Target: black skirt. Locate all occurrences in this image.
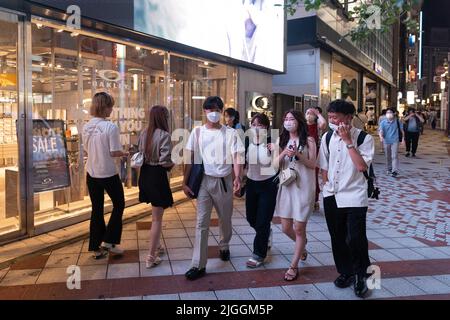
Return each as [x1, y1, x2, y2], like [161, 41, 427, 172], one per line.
[138, 164, 174, 209]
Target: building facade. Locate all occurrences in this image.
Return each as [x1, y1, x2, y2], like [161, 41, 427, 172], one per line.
[273, 1, 398, 119]
[0, 0, 285, 243]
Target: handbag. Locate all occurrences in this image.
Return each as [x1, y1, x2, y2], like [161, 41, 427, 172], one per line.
[186, 127, 204, 199]
[130, 151, 144, 168]
[276, 144, 301, 187]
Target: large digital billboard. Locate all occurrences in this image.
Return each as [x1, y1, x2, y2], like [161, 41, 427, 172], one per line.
[134, 0, 285, 72]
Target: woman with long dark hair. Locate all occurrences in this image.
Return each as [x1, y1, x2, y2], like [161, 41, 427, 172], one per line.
[269, 110, 317, 281]
[138, 105, 174, 268]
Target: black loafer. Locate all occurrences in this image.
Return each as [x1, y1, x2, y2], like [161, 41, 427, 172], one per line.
[354, 275, 369, 298]
[185, 267, 206, 280]
[334, 274, 355, 288]
[219, 249, 230, 261]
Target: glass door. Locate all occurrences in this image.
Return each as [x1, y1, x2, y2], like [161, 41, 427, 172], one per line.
[0, 10, 26, 242]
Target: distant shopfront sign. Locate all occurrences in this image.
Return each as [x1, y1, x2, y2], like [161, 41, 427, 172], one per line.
[33, 119, 70, 193]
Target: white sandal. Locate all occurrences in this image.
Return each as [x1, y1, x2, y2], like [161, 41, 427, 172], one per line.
[145, 254, 162, 268]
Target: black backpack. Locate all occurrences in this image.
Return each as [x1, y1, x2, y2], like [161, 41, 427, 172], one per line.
[325, 130, 379, 200]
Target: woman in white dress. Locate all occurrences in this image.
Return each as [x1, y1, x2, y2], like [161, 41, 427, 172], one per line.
[269, 110, 317, 281]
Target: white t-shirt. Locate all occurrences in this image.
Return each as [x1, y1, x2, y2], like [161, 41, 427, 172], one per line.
[82, 117, 123, 178]
[246, 141, 277, 181]
[186, 125, 244, 178]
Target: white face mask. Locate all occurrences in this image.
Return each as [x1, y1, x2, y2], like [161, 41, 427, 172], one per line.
[329, 123, 339, 131]
[284, 121, 297, 132]
[206, 111, 221, 123]
[386, 113, 394, 120]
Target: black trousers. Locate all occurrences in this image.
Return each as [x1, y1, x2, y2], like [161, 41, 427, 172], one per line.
[87, 174, 125, 251]
[405, 131, 420, 154]
[323, 196, 371, 277]
[245, 177, 278, 259]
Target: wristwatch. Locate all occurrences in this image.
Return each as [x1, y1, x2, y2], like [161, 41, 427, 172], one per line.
[346, 144, 355, 149]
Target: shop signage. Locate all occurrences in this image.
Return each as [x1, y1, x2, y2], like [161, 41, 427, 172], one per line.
[433, 76, 442, 83]
[373, 63, 383, 75]
[33, 119, 70, 193]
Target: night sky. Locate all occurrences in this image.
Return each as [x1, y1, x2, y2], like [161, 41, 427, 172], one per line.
[422, 0, 450, 29]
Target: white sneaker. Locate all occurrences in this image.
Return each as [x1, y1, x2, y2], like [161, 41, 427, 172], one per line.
[102, 242, 124, 255]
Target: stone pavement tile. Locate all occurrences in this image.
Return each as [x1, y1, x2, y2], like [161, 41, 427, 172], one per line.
[205, 258, 235, 273]
[381, 278, 427, 297]
[272, 233, 293, 243]
[179, 291, 217, 300]
[227, 236, 245, 245]
[391, 237, 428, 248]
[249, 286, 291, 300]
[0, 268, 8, 282]
[306, 241, 332, 253]
[77, 252, 109, 266]
[138, 239, 151, 251]
[122, 223, 137, 231]
[107, 263, 139, 279]
[305, 223, 327, 232]
[312, 252, 335, 266]
[52, 241, 84, 254]
[168, 247, 194, 261]
[232, 218, 251, 226]
[45, 253, 80, 268]
[315, 282, 357, 300]
[121, 230, 138, 240]
[162, 228, 188, 238]
[9, 254, 50, 270]
[405, 276, 450, 294]
[143, 293, 180, 300]
[164, 237, 193, 249]
[118, 239, 138, 251]
[282, 284, 328, 300]
[36, 267, 68, 284]
[0, 269, 41, 286]
[432, 274, 450, 287]
[370, 238, 404, 249]
[139, 261, 173, 277]
[185, 227, 196, 238]
[81, 240, 90, 253]
[205, 236, 218, 246]
[162, 220, 185, 229]
[80, 265, 108, 281]
[366, 230, 386, 239]
[273, 242, 295, 255]
[181, 220, 197, 228]
[308, 231, 331, 241]
[365, 285, 396, 300]
[434, 247, 450, 256]
[215, 288, 255, 300]
[170, 260, 192, 275]
[375, 229, 409, 238]
[229, 244, 252, 258]
[233, 226, 255, 235]
[411, 247, 449, 259]
[137, 230, 149, 240]
[238, 234, 254, 245]
[262, 254, 290, 269]
[369, 249, 402, 262]
[387, 249, 427, 260]
[299, 254, 323, 267]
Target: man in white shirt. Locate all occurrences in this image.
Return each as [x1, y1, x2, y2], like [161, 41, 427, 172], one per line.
[319, 100, 375, 298]
[183, 96, 244, 280]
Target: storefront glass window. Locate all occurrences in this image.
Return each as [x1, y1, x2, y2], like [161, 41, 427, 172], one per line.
[0, 13, 20, 236]
[332, 61, 359, 108]
[364, 76, 377, 113]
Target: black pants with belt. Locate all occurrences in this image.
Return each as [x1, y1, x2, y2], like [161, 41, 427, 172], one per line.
[323, 196, 371, 277]
[245, 177, 278, 259]
[87, 173, 125, 251]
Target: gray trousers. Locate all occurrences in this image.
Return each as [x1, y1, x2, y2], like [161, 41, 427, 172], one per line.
[191, 174, 233, 269]
[384, 143, 399, 172]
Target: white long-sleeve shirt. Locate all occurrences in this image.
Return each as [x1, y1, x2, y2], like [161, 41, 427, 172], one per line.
[318, 127, 375, 208]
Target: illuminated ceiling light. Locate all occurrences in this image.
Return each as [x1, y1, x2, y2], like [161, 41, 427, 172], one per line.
[203, 61, 209, 66]
[56, 64, 62, 68]
[57, 29, 64, 33]
[40, 62, 45, 66]
[151, 50, 158, 54]
[116, 44, 126, 59]
[70, 32, 79, 37]
[36, 23, 43, 29]
[48, 63, 53, 67]
[84, 68, 89, 72]
[136, 46, 141, 50]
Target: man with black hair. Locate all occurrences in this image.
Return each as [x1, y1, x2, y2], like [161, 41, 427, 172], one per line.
[318, 99, 375, 298]
[183, 96, 244, 280]
[403, 108, 424, 157]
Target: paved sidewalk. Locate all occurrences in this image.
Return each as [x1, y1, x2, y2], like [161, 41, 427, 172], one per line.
[0, 130, 448, 300]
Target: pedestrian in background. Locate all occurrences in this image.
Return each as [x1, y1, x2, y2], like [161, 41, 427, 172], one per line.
[224, 107, 245, 131]
[403, 108, 424, 157]
[379, 108, 404, 178]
